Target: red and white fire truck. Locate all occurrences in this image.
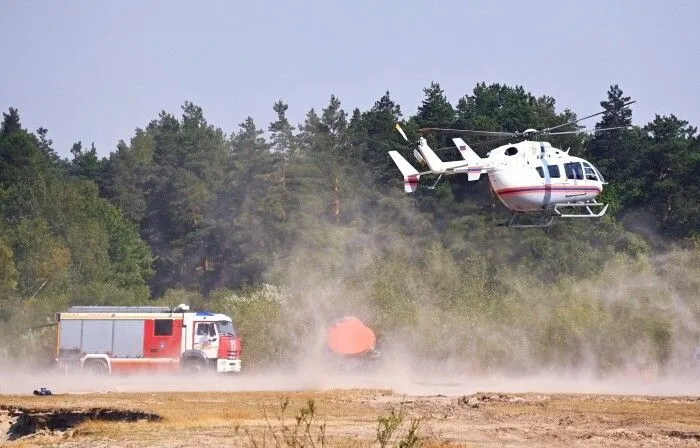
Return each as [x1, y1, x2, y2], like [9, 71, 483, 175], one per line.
[55, 304, 242, 374]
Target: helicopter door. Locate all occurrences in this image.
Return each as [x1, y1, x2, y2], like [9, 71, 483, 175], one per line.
[563, 162, 584, 185]
[563, 162, 586, 200]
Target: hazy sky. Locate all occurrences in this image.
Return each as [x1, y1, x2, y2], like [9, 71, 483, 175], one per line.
[1, 0, 698, 158]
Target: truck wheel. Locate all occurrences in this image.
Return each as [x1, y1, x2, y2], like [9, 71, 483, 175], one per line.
[183, 358, 206, 374]
[83, 359, 109, 375]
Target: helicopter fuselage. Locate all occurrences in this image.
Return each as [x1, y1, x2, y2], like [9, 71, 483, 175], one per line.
[483, 140, 605, 213]
[388, 134, 609, 222]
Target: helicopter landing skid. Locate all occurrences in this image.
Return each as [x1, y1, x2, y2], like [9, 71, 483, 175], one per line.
[496, 201, 608, 228]
[554, 202, 609, 218]
[496, 212, 554, 228]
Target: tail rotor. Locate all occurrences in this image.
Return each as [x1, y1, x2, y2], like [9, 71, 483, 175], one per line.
[395, 123, 409, 142]
[395, 122, 428, 166]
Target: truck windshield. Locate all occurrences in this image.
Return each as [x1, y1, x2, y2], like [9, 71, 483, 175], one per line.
[217, 321, 235, 336]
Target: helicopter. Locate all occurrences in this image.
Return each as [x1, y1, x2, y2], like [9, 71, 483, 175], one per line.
[388, 101, 634, 228]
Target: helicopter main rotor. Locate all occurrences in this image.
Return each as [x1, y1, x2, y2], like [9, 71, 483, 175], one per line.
[416, 100, 636, 140]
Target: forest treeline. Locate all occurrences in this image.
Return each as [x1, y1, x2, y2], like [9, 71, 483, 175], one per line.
[1, 83, 699, 372]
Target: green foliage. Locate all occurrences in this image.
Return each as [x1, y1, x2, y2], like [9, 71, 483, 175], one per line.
[586, 85, 699, 238]
[349, 91, 405, 185]
[66, 282, 150, 307]
[69, 141, 105, 183]
[100, 199, 155, 286]
[135, 103, 230, 294]
[154, 288, 207, 310]
[0, 109, 153, 361]
[415, 82, 455, 129]
[0, 240, 18, 292]
[0, 296, 63, 362]
[102, 130, 155, 223]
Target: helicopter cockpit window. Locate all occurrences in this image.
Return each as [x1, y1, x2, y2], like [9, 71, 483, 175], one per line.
[505, 147, 518, 156]
[548, 165, 560, 178]
[594, 167, 605, 183]
[535, 167, 544, 178]
[564, 162, 584, 180]
[582, 162, 598, 181]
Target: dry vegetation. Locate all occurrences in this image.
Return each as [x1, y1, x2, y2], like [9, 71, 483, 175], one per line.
[2, 389, 700, 447]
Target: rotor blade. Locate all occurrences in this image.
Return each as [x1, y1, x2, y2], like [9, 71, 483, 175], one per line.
[395, 123, 409, 142]
[470, 135, 519, 148]
[419, 127, 519, 138]
[543, 100, 637, 133]
[545, 126, 632, 136]
[432, 144, 493, 152]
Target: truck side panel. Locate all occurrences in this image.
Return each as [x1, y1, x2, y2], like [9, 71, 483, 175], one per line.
[81, 320, 113, 354]
[113, 320, 145, 357]
[143, 319, 183, 358]
[58, 320, 82, 353]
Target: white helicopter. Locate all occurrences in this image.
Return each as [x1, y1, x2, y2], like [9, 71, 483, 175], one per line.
[389, 102, 634, 227]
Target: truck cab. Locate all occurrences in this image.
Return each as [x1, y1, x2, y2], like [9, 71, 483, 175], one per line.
[183, 311, 242, 374]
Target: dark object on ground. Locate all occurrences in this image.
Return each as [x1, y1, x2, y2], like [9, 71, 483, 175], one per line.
[33, 387, 52, 396]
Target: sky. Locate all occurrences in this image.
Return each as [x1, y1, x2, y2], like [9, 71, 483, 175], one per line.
[1, 0, 698, 158]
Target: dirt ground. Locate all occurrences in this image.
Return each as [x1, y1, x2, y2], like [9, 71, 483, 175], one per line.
[1, 371, 700, 447]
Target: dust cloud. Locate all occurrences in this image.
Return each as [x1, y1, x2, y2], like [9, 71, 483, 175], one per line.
[2, 365, 699, 398]
[4, 244, 699, 400]
[230, 225, 700, 395]
[3, 186, 699, 400]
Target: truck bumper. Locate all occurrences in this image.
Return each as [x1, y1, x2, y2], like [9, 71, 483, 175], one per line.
[216, 358, 242, 373]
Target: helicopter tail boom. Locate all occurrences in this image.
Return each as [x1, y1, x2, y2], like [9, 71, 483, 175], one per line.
[389, 151, 421, 193]
[417, 137, 445, 172]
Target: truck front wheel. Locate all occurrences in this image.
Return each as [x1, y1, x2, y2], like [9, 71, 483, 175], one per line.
[83, 359, 109, 375]
[182, 358, 206, 374]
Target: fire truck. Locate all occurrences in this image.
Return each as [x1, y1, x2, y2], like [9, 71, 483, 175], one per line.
[54, 304, 242, 374]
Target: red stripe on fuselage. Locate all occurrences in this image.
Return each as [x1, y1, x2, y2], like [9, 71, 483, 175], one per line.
[496, 185, 601, 197]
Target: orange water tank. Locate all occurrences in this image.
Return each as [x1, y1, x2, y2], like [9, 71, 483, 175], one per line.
[326, 317, 376, 356]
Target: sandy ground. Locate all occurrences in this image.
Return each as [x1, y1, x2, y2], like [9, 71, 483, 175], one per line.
[1, 369, 699, 447]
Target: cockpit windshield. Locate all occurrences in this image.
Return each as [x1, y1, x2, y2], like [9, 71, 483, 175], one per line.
[582, 161, 604, 182]
[217, 320, 235, 336]
[593, 166, 605, 183]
